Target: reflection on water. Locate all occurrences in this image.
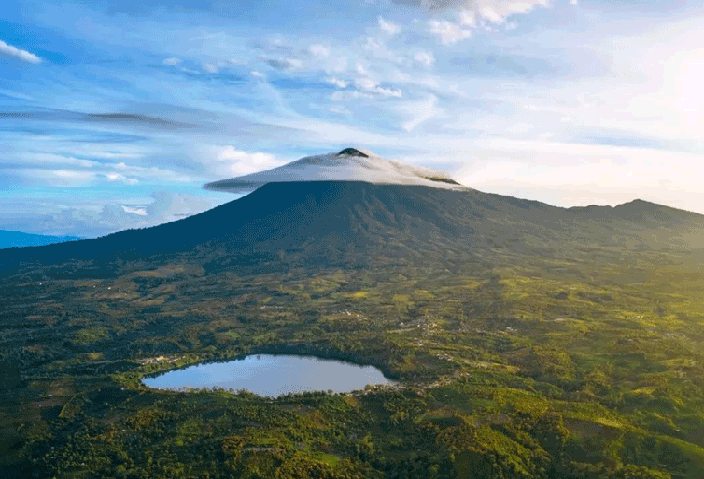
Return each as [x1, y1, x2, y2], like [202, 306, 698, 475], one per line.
[142, 354, 396, 397]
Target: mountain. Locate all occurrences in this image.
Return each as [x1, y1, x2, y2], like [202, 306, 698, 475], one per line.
[4, 166, 704, 478]
[0, 229, 82, 249]
[1, 181, 703, 279]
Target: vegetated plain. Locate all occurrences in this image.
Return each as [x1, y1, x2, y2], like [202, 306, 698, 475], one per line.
[1, 181, 704, 478]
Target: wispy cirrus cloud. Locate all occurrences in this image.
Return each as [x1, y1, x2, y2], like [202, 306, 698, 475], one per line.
[0, 39, 42, 64]
[392, 0, 549, 19]
[0, 108, 202, 130]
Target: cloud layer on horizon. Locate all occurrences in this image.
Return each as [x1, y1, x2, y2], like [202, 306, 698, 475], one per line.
[0, 191, 225, 238]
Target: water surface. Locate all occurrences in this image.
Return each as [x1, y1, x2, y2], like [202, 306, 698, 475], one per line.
[142, 354, 396, 397]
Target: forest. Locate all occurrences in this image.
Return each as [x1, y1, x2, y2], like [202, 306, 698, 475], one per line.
[2, 245, 704, 478]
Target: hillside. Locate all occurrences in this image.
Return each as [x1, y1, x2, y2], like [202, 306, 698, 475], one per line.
[2, 181, 703, 278]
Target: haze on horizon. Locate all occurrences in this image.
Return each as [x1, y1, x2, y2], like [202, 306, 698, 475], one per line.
[2, 0, 703, 238]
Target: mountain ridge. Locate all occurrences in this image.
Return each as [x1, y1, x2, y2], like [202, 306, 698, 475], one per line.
[1, 180, 703, 279]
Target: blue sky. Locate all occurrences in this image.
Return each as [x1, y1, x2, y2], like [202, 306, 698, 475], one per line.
[2, 0, 704, 236]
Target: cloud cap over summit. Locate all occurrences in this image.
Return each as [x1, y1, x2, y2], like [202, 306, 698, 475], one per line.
[204, 148, 464, 194]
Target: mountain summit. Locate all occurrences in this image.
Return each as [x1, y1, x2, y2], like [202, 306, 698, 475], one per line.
[337, 147, 369, 157]
[205, 148, 464, 194]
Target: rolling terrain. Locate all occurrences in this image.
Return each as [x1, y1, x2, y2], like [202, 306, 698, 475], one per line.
[2, 180, 704, 478]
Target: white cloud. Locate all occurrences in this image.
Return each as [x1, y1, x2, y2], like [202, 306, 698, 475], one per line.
[325, 56, 348, 74]
[13, 153, 96, 168]
[308, 44, 331, 59]
[36, 192, 220, 237]
[355, 77, 378, 91]
[457, 9, 476, 27]
[330, 90, 374, 101]
[428, 21, 472, 45]
[202, 63, 219, 73]
[400, 94, 439, 132]
[416, 136, 704, 210]
[329, 106, 352, 116]
[354, 76, 403, 98]
[122, 206, 148, 216]
[414, 51, 435, 67]
[105, 172, 139, 184]
[206, 150, 462, 194]
[143, 191, 215, 224]
[105, 172, 125, 181]
[12, 169, 97, 187]
[0, 40, 42, 64]
[475, 0, 549, 23]
[364, 36, 383, 51]
[64, 145, 148, 161]
[417, 0, 549, 23]
[10, 157, 190, 187]
[378, 16, 402, 36]
[327, 77, 348, 88]
[0, 149, 195, 188]
[162, 57, 182, 66]
[361, 36, 403, 63]
[112, 162, 191, 182]
[212, 146, 285, 176]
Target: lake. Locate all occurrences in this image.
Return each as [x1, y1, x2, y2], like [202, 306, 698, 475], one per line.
[142, 354, 396, 397]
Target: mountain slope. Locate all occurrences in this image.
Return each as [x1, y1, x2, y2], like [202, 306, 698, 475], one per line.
[1, 181, 703, 279]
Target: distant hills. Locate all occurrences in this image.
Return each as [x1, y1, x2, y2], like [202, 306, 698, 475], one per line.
[0, 230, 82, 249]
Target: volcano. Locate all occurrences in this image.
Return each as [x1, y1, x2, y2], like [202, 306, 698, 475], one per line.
[4, 152, 704, 479]
[1, 176, 703, 280]
[2, 149, 704, 279]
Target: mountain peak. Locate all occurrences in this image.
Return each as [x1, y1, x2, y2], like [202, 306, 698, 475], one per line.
[337, 147, 369, 158]
[205, 149, 465, 194]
